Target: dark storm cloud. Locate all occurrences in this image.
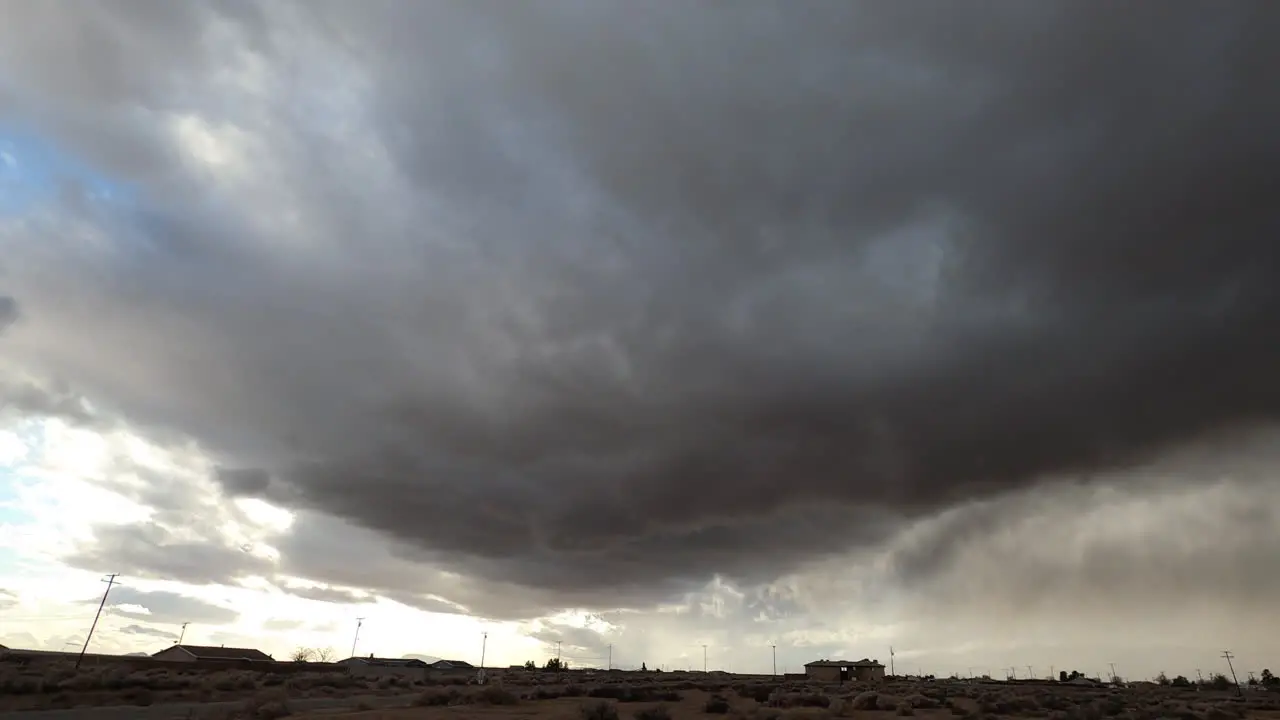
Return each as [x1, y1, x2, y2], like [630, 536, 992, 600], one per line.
[0, 295, 17, 331]
[0, 377, 98, 425]
[3, 0, 1280, 609]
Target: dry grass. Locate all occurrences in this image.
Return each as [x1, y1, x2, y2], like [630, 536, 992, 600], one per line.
[2, 660, 1277, 720]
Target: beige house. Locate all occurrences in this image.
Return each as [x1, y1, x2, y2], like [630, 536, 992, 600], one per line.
[804, 658, 885, 683]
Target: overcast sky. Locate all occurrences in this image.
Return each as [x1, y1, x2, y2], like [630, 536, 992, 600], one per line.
[2, 0, 1279, 680]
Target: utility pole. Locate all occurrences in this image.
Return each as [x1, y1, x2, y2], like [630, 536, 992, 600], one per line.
[1050, 666, 1055, 681]
[968, 666, 975, 679]
[480, 631, 487, 669]
[556, 640, 562, 661]
[1027, 666, 1033, 680]
[608, 644, 612, 671]
[1223, 651, 1241, 695]
[1109, 663, 1117, 682]
[702, 644, 708, 673]
[177, 622, 189, 645]
[771, 645, 777, 677]
[890, 646, 895, 677]
[1196, 669, 1203, 683]
[1009, 666, 1016, 680]
[76, 574, 118, 669]
[350, 618, 365, 659]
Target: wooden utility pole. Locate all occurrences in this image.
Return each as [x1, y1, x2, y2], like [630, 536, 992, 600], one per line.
[1223, 651, 1241, 695]
[76, 574, 118, 669]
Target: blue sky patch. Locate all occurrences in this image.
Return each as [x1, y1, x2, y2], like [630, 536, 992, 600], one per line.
[0, 124, 135, 217]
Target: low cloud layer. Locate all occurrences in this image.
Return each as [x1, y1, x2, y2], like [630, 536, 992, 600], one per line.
[3, 0, 1280, 622]
[100, 587, 238, 627]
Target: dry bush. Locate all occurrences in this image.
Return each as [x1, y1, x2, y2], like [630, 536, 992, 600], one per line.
[705, 694, 732, 714]
[896, 701, 915, 716]
[904, 693, 939, 709]
[589, 684, 683, 703]
[476, 684, 520, 705]
[635, 705, 674, 720]
[582, 699, 622, 720]
[768, 691, 830, 708]
[850, 691, 879, 710]
[413, 687, 464, 706]
[240, 688, 291, 719]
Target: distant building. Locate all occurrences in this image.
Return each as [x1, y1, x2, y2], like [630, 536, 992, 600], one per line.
[804, 658, 885, 683]
[151, 645, 273, 663]
[339, 655, 428, 680]
[338, 656, 428, 668]
[429, 659, 475, 670]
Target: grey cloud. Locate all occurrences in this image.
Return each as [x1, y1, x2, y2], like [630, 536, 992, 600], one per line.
[99, 586, 238, 625]
[118, 624, 179, 641]
[276, 581, 367, 606]
[0, 295, 17, 331]
[262, 618, 303, 632]
[215, 467, 272, 497]
[2, 0, 1280, 617]
[0, 588, 16, 609]
[66, 522, 273, 586]
[0, 377, 98, 425]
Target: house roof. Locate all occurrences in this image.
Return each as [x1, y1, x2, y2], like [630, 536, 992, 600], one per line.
[805, 658, 884, 668]
[430, 659, 474, 668]
[161, 644, 273, 662]
[342, 657, 427, 667]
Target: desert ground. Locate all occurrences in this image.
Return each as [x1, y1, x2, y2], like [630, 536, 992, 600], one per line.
[2, 659, 1277, 720]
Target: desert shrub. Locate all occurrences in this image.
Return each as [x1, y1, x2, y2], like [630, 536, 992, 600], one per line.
[242, 688, 292, 719]
[589, 685, 681, 703]
[905, 693, 938, 709]
[769, 691, 830, 708]
[564, 684, 587, 697]
[635, 705, 674, 720]
[534, 686, 565, 700]
[1040, 694, 1073, 711]
[896, 701, 915, 716]
[851, 691, 879, 710]
[1099, 696, 1127, 716]
[582, 700, 621, 720]
[123, 687, 154, 706]
[413, 687, 463, 706]
[705, 694, 732, 713]
[477, 685, 520, 705]
[738, 684, 776, 702]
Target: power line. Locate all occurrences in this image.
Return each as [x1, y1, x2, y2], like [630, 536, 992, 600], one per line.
[76, 574, 117, 669]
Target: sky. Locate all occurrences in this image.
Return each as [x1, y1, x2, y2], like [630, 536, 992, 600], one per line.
[1, 0, 1279, 682]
